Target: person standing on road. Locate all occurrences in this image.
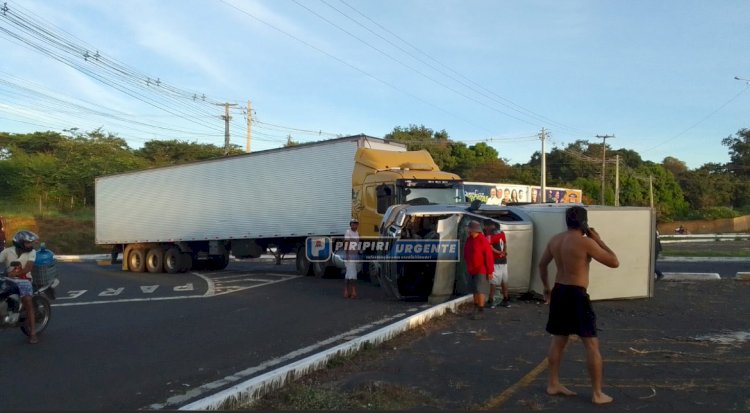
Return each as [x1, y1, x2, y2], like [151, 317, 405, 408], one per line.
[464, 220, 494, 319]
[484, 220, 510, 308]
[343, 218, 360, 299]
[0, 230, 40, 344]
[538, 206, 619, 405]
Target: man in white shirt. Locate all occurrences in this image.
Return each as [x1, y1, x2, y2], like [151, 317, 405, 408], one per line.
[344, 219, 360, 299]
[0, 230, 40, 344]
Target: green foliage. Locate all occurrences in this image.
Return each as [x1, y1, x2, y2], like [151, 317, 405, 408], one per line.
[677, 206, 739, 221]
[722, 128, 750, 178]
[136, 139, 240, 165]
[3, 125, 750, 223]
[0, 129, 233, 211]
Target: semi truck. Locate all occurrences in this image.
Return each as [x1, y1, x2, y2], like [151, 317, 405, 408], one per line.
[95, 135, 464, 276]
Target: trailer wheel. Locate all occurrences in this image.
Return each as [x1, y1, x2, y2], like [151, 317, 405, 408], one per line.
[179, 253, 193, 273]
[163, 247, 181, 274]
[296, 246, 312, 276]
[128, 248, 146, 273]
[146, 247, 164, 273]
[206, 253, 229, 271]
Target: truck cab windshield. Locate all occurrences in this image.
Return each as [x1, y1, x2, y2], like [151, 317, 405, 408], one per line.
[398, 180, 464, 205]
[403, 187, 463, 204]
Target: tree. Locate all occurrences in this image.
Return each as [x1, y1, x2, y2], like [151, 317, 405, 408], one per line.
[385, 125, 455, 171]
[722, 128, 750, 178]
[662, 156, 688, 177]
[284, 135, 300, 147]
[136, 139, 241, 165]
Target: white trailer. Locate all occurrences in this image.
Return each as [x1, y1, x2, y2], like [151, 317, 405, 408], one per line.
[95, 135, 407, 274]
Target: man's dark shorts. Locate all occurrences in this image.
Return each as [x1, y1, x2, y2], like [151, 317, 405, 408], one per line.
[546, 283, 597, 337]
[470, 274, 490, 295]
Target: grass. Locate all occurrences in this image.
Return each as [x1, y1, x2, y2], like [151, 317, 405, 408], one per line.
[249, 381, 437, 410]
[2, 210, 105, 254]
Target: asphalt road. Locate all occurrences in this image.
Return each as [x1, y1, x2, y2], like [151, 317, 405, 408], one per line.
[658, 259, 749, 278]
[0, 260, 427, 410]
[0, 258, 743, 410]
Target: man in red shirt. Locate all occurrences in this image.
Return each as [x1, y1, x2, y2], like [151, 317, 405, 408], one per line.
[464, 220, 494, 319]
[484, 220, 511, 308]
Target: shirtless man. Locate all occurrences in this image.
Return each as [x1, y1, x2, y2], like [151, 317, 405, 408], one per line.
[538, 206, 619, 405]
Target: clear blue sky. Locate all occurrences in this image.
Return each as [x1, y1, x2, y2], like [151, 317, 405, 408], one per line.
[1, 0, 748, 169]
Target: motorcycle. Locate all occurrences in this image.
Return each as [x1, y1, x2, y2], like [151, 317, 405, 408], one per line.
[0, 261, 59, 338]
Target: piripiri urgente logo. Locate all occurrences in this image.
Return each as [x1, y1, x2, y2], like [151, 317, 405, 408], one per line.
[309, 236, 460, 262]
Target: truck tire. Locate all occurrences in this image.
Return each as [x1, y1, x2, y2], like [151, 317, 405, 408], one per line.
[163, 247, 181, 274]
[296, 245, 312, 276]
[128, 248, 146, 273]
[146, 247, 164, 273]
[207, 253, 229, 271]
[179, 253, 193, 273]
[312, 261, 327, 278]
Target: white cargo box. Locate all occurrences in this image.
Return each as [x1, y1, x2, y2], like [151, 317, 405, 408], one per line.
[96, 136, 405, 244]
[519, 204, 655, 301]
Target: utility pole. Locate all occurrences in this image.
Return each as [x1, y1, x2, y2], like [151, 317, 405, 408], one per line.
[615, 155, 620, 206]
[649, 175, 654, 209]
[595, 134, 615, 205]
[251, 99, 253, 153]
[216, 102, 238, 156]
[540, 128, 547, 203]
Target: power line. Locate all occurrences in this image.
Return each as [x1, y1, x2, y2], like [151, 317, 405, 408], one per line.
[293, 0, 547, 128]
[218, 0, 494, 134]
[330, 0, 588, 135]
[641, 84, 750, 154]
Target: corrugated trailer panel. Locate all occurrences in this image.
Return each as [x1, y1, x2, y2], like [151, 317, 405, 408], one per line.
[521, 205, 653, 301]
[96, 139, 362, 244]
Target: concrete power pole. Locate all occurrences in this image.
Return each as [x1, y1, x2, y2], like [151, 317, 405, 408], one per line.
[649, 175, 654, 209]
[251, 99, 253, 153]
[540, 128, 547, 203]
[615, 155, 620, 206]
[595, 134, 615, 205]
[216, 102, 238, 156]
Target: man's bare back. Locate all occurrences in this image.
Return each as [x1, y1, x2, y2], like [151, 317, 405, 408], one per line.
[544, 228, 619, 289]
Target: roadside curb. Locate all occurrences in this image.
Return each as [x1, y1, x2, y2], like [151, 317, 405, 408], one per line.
[178, 294, 473, 411]
[659, 256, 750, 262]
[735, 272, 750, 281]
[661, 272, 721, 281]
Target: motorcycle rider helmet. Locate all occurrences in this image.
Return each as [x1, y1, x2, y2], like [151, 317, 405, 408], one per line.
[12, 230, 39, 253]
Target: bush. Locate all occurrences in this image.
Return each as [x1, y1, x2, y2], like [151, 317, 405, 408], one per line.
[676, 207, 739, 221]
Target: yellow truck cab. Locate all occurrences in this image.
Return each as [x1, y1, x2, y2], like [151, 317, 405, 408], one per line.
[352, 148, 463, 237]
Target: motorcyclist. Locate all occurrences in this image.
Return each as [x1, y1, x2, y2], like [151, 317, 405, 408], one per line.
[0, 230, 39, 344]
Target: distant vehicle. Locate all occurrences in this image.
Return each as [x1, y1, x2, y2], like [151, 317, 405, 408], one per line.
[95, 135, 464, 276]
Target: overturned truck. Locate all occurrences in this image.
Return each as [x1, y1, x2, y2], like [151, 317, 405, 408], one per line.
[363, 203, 655, 304]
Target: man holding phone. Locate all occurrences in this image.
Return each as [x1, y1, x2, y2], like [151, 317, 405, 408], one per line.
[537, 206, 619, 404]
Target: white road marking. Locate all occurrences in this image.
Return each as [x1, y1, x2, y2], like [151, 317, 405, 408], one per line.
[57, 290, 87, 300]
[51, 273, 299, 307]
[99, 288, 124, 297]
[141, 285, 159, 294]
[174, 283, 194, 292]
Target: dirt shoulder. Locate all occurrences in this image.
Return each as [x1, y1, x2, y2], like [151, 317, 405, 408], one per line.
[246, 279, 750, 410]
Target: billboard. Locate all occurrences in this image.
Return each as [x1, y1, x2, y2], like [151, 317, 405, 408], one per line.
[465, 181, 583, 204]
[464, 182, 531, 205]
[529, 186, 583, 204]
